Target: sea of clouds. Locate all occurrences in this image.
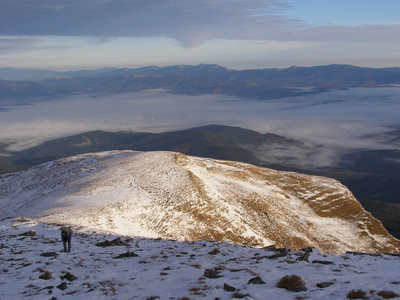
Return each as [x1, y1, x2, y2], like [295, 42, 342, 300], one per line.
[1, 87, 399, 169]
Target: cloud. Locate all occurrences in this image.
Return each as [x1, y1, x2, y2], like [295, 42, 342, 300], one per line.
[0, 37, 42, 54]
[0, 37, 73, 54]
[240, 143, 342, 169]
[0, 0, 289, 46]
[296, 24, 400, 42]
[1, 88, 399, 169]
[3, 0, 398, 48]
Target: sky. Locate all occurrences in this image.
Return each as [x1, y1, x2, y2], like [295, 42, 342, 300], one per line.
[1, 0, 400, 70]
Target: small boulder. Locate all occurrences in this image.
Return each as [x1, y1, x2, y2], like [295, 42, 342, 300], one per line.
[62, 272, 77, 282]
[57, 282, 68, 290]
[248, 276, 265, 285]
[263, 245, 278, 251]
[317, 282, 334, 288]
[40, 252, 58, 257]
[277, 275, 307, 292]
[19, 230, 36, 237]
[208, 248, 220, 255]
[95, 237, 129, 247]
[297, 247, 312, 262]
[312, 260, 334, 265]
[113, 251, 139, 259]
[223, 283, 237, 292]
[268, 248, 289, 260]
[204, 268, 222, 279]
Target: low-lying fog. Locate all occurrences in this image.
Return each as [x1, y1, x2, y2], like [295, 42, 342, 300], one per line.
[1, 88, 399, 169]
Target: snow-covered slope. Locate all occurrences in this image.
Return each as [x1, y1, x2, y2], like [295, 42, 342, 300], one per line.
[1, 150, 399, 254]
[1, 217, 400, 300]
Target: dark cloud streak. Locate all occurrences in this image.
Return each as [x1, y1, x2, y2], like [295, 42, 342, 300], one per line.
[6, 0, 397, 48]
[0, 0, 292, 46]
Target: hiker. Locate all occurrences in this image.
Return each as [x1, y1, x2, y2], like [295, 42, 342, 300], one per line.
[60, 226, 73, 252]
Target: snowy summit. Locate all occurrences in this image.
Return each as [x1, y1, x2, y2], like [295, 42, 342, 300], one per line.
[1, 150, 399, 255]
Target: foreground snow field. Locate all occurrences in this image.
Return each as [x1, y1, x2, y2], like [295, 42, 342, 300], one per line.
[1, 218, 399, 300]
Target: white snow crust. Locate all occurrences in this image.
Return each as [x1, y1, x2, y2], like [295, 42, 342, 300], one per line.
[1, 217, 400, 300]
[0, 150, 399, 254]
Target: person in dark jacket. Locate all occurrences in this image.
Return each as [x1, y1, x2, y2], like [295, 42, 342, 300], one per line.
[60, 226, 73, 252]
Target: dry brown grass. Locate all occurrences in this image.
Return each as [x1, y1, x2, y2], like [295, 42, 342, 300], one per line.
[38, 271, 52, 280]
[15, 217, 31, 222]
[377, 290, 400, 299]
[277, 275, 307, 292]
[347, 289, 367, 299]
[232, 292, 252, 298]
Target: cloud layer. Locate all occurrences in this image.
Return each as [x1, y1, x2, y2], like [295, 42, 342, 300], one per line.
[1, 88, 399, 169]
[2, 0, 399, 47]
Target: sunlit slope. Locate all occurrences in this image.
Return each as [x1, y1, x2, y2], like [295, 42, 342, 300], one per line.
[1, 150, 399, 254]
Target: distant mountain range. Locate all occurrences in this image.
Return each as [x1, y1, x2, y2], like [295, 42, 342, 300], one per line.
[8, 125, 304, 167]
[0, 79, 47, 99]
[1, 64, 400, 100]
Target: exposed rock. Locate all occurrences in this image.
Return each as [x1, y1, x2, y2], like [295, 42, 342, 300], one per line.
[263, 245, 278, 251]
[113, 251, 138, 259]
[40, 252, 58, 257]
[268, 248, 289, 260]
[204, 268, 221, 278]
[312, 260, 334, 265]
[95, 237, 129, 247]
[223, 283, 237, 292]
[57, 282, 68, 290]
[317, 282, 335, 288]
[62, 272, 77, 282]
[208, 248, 220, 255]
[18, 230, 36, 236]
[248, 276, 265, 285]
[297, 247, 313, 262]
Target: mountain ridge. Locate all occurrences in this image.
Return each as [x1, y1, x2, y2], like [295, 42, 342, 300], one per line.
[3, 125, 306, 172]
[2, 124, 400, 239]
[1, 150, 399, 254]
[1, 64, 400, 100]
